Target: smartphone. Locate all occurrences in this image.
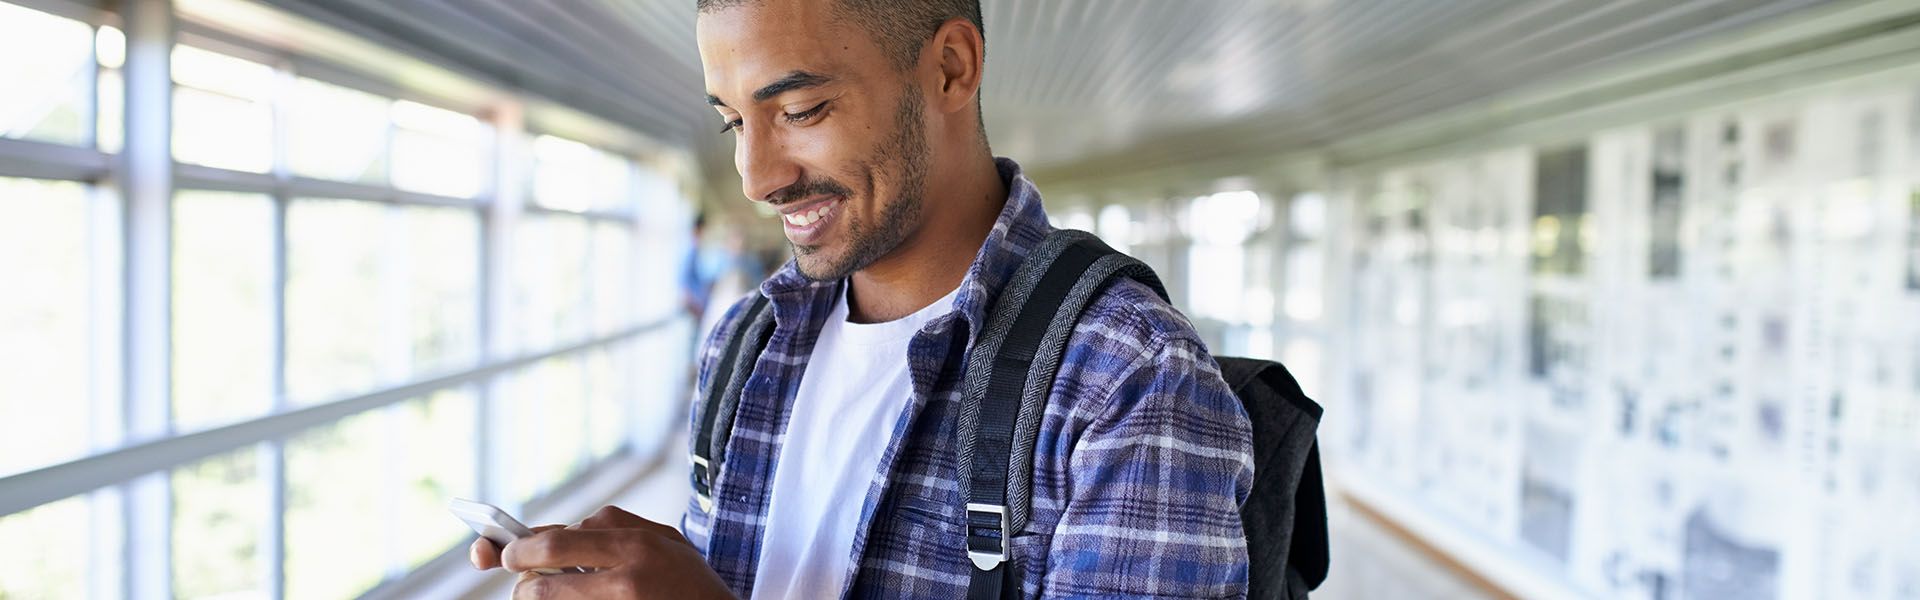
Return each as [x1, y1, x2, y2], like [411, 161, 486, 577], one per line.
[447, 498, 587, 574]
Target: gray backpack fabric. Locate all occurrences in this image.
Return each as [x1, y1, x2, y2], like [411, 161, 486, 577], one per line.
[691, 230, 1328, 599]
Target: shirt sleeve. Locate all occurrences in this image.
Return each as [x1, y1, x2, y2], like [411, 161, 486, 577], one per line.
[1042, 333, 1255, 599]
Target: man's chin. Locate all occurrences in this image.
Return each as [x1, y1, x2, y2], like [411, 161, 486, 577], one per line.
[791, 248, 844, 282]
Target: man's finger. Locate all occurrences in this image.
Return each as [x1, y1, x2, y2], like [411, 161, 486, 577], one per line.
[573, 506, 692, 547]
[470, 537, 501, 570]
[576, 505, 649, 529]
[475, 525, 569, 570]
[502, 528, 647, 573]
[575, 505, 683, 544]
[512, 569, 632, 600]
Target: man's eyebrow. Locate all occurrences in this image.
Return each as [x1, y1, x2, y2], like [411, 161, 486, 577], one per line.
[752, 71, 832, 103]
[704, 71, 833, 109]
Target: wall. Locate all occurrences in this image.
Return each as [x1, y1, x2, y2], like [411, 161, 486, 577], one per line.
[1322, 73, 1920, 600]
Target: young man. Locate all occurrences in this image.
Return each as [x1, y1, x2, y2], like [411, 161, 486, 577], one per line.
[471, 0, 1255, 597]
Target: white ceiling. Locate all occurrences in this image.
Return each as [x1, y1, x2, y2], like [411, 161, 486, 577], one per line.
[255, 0, 1839, 187]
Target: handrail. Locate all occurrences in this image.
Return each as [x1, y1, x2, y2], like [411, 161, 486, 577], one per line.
[0, 317, 678, 517]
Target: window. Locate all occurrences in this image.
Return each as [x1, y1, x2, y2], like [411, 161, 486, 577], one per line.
[392, 100, 488, 198]
[172, 447, 269, 599]
[505, 358, 590, 504]
[96, 26, 125, 153]
[1185, 190, 1264, 323]
[511, 214, 592, 351]
[172, 44, 275, 172]
[0, 494, 100, 598]
[0, 178, 99, 478]
[0, 3, 93, 145]
[1283, 192, 1327, 322]
[286, 408, 386, 600]
[286, 200, 479, 403]
[283, 389, 475, 600]
[172, 191, 275, 431]
[391, 390, 477, 567]
[287, 77, 390, 184]
[286, 199, 388, 403]
[283, 78, 491, 198]
[585, 344, 636, 458]
[405, 207, 482, 374]
[0, 4, 690, 598]
[591, 222, 636, 335]
[532, 134, 630, 212]
[1097, 204, 1134, 254]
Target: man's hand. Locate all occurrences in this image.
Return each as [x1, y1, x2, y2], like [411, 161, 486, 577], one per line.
[468, 505, 734, 599]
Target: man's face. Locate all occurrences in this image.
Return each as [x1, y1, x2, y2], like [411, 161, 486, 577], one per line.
[698, 1, 931, 281]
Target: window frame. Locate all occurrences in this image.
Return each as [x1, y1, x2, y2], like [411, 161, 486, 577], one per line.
[0, 2, 692, 599]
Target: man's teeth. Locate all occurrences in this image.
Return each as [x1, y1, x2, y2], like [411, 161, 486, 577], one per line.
[784, 201, 836, 226]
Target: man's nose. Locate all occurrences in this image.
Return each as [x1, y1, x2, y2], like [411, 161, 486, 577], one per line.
[735, 126, 799, 204]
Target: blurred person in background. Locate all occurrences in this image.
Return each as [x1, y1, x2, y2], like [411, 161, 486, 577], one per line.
[681, 212, 720, 325]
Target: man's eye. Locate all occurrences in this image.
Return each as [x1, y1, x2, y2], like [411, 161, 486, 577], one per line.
[719, 118, 743, 134]
[782, 101, 828, 124]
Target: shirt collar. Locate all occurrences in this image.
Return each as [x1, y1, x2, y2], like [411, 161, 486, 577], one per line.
[758, 157, 1052, 349]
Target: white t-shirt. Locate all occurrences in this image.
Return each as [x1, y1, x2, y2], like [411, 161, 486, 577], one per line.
[749, 283, 960, 600]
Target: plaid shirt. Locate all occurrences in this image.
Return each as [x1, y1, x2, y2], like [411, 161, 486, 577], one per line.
[683, 158, 1254, 599]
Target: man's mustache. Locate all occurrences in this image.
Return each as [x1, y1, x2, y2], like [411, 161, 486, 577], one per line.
[767, 177, 852, 205]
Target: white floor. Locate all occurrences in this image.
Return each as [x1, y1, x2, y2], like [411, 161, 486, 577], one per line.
[1314, 487, 1497, 600]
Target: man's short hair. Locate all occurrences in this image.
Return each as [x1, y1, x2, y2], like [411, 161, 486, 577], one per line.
[697, 0, 984, 71]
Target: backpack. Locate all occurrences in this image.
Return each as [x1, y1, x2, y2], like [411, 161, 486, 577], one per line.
[690, 229, 1329, 599]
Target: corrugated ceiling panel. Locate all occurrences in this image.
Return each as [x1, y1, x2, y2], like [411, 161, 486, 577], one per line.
[258, 0, 1843, 183]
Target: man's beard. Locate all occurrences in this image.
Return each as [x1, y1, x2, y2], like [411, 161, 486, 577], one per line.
[792, 84, 929, 282]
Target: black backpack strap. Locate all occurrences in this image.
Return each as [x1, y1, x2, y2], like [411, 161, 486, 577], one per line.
[958, 230, 1167, 599]
[691, 293, 775, 512]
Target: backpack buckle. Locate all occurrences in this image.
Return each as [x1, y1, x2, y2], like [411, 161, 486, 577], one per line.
[965, 503, 1008, 570]
[690, 454, 715, 512]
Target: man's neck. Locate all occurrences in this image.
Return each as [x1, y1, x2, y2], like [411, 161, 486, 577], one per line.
[844, 156, 1005, 324]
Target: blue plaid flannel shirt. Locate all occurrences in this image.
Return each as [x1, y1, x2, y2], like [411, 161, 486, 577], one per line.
[683, 158, 1255, 598]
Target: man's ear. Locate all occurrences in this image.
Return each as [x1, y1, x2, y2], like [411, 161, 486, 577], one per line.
[928, 17, 985, 116]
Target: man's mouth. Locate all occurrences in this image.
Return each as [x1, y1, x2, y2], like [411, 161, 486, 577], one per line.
[779, 196, 843, 243]
[782, 197, 840, 226]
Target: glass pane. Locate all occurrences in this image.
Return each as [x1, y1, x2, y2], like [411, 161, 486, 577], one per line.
[286, 200, 387, 404]
[591, 222, 634, 335]
[633, 171, 690, 323]
[590, 342, 637, 459]
[288, 201, 481, 403]
[0, 495, 95, 599]
[286, 410, 387, 600]
[172, 447, 268, 599]
[629, 325, 691, 455]
[96, 27, 124, 153]
[284, 390, 474, 594]
[391, 100, 487, 198]
[173, 191, 274, 431]
[511, 215, 590, 352]
[97, 68, 123, 154]
[0, 3, 93, 145]
[0, 178, 93, 477]
[532, 135, 629, 212]
[287, 77, 389, 184]
[393, 389, 476, 568]
[507, 358, 588, 504]
[172, 45, 274, 173]
[406, 207, 479, 375]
